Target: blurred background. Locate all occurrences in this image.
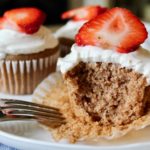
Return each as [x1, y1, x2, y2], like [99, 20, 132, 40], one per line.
[0, 0, 150, 25]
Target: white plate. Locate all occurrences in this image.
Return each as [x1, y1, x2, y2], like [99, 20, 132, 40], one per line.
[1, 73, 150, 150]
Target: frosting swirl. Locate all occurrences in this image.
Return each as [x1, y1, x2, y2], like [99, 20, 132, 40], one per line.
[0, 26, 58, 57]
[58, 23, 150, 85]
[141, 23, 150, 50]
[58, 43, 150, 85]
[54, 21, 87, 40]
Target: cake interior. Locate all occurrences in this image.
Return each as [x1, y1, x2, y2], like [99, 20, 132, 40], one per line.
[65, 62, 150, 126]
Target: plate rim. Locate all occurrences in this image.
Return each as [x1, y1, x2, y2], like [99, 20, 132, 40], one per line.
[1, 127, 150, 150]
[1, 72, 150, 149]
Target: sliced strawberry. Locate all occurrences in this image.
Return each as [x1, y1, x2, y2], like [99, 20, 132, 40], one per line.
[4, 7, 46, 34]
[61, 5, 107, 21]
[0, 17, 6, 29]
[76, 7, 148, 53]
[0, 17, 19, 31]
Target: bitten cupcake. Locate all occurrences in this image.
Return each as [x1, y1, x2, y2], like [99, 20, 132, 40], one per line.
[57, 8, 150, 142]
[54, 5, 107, 57]
[0, 7, 59, 95]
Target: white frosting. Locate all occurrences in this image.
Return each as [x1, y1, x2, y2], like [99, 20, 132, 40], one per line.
[141, 23, 150, 50]
[0, 26, 58, 56]
[58, 23, 150, 84]
[58, 44, 150, 85]
[54, 21, 87, 40]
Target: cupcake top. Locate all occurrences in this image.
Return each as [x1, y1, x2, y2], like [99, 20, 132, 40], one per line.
[58, 44, 150, 83]
[58, 8, 150, 84]
[54, 20, 86, 40]
[0, 26, 58, 55]
[0, 7, 58, 58]
[54, 5, 108, 40]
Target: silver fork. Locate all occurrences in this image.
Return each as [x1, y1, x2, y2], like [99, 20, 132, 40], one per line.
[0, 99, 65, 126]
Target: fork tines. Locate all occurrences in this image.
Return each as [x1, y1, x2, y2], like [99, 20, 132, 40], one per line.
[0, 99, 65, 125]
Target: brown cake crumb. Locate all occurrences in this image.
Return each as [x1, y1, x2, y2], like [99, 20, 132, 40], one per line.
[40, 79, 111, 143]
[37, 62, 150, 143]
[65, 62, 150, 126]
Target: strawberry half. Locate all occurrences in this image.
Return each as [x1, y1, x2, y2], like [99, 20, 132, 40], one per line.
[4, 7, 46, 34]
[76, 7, 148, 53]
[0, 17, 20, 31]
[61, 5, 107, 21]
[0, 17, 7, 29]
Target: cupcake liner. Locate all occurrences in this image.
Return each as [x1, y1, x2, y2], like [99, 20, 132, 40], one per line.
[33, 72, 62, 103]
[60, 44, 72, 57]
[0, 50, 60, 95]
[59, 38, 74, 57]
[33, 72, 150, 142]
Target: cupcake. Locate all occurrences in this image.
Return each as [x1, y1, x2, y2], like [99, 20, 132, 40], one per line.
[0, 7, 59, 95]
[54, 5, 107, 57]
[57, 8, 150, 142]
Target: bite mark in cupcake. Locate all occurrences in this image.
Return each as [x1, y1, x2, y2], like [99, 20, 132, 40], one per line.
[55, 7, 150, 142]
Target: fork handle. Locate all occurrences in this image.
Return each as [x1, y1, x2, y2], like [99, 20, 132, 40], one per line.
[0, 117, 33, 122]
[0, 111, 35, 122]
[0, 117, 35, 122]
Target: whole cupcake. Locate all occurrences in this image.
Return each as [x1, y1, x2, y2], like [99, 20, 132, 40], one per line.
[0, 7, 59, 95]
[54, 5, 107, 57]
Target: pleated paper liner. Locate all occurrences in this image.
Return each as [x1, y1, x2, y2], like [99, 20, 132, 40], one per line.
[59, 38, 74, 57]
[32, 72, 150, 143]
[33, 72, 62, 104]
[0, 47, 60, 95]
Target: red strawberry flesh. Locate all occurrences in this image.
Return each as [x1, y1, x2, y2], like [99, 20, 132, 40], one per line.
[61, 5, 108, 21]
[0, 17, 19, 31]
[76, 7, 148, 53]
[4, 7, 46, 34]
